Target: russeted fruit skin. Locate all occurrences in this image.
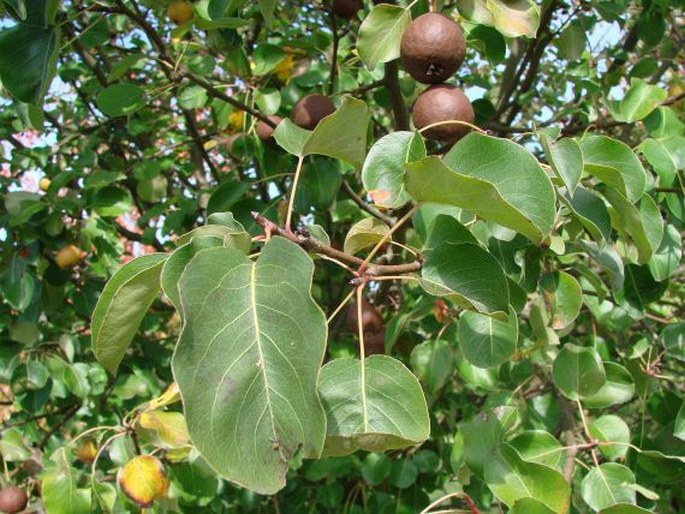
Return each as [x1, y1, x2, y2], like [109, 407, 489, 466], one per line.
[400, 13, 466, 84]
[167, 1, 193, 25]
[76, 439, 98, 464]
[332, 0, 362, 19]
[291, 94, 335, 130]
[346, 299, 383, 334]
[55, 244, 83, 269]
[412, 84, 475, 142]
[363, 328, 385, 355]
[256, 115, 282, 141]
[0, 486, 28, 514]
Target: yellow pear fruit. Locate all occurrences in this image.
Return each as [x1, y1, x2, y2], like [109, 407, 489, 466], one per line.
[167, 1, 193, 25]
[117, 455, 168, 508]
[55, 244, 83, 269]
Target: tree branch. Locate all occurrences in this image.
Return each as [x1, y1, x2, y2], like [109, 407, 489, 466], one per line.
[341, 180, 395, 226]
[384, 60, 410, 131]
[251, 213, 422, 276]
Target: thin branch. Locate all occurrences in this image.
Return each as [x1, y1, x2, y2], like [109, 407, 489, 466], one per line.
[341, 180, 395, 226]
[384, 60, 410, 131]
[251, 213, 422, 276]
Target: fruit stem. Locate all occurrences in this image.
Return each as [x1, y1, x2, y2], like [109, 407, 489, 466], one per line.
[285, 155, 305, 231]
[356, 287, 369, 431]
[358, 205, 418, 273]
[418, 119, 485, 135]
[327, 288, 357, 324]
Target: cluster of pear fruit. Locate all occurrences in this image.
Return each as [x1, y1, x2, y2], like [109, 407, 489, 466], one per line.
[401, 11, 474, 142]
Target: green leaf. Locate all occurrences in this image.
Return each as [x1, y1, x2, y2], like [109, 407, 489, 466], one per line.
[178, 85, 208, 109]
[539, 134, 583, 193]
[580, 135, 646, 203]
[584, 362, 635, 409]
[555, 22, 585, 61]
[361, 131, 425, 208]
[92, 186, 133, 218]
[644, 106, 685, 138]
[539, 271, 583, 330]
[590, 414, 631, 461]
[410, 339, 455, 398]
[638, 138, 677, 185]
[661, 322, 684, 361]
[601, 187, 663, 264]
[161, 238, 224, 312]
[648, 224, 682, 281]
[91, 254, 166, 375]
[508, 430, 563, 469]
[96, 83, 147, 117]
[581, 463, 636, 511]
[406, 133, 555, 243]
[257, 0, 276, 26]
[318, 355, 430, 457]
[420, 214, 509, 313]
[41, 448, 91, 514]
[253, 44, 285, 75]
[675, 401, 685, 441]
[461, 406, 518, 476]
[552, 344, 606, 400]
[457, 0, 540, 38]
[172, 237, 326, 494]
[621, 264, 668, 316]
[273, 118, 311, 157]
[509, 498, 556, 514]
[599, 505, 653, 514]
[0, 21, 59, 103]
[610, 78, 668, 122]
[0, 429, 31, 462]
[484, 443, 570, 511]
[304, 97, 370, 168]
[357, 4, 411, 69]
[207, 180, 250, 215]
[560, 185, 612, 242]
[344, 217, 389, 255]
[458, 308, 517, 368]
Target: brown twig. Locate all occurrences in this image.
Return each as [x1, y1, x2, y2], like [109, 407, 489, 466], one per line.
[251, 213, 422, 276]
[341, 180, 395, 226]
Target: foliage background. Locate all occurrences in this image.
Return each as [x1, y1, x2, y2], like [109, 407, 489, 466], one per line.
[0, 0, 683, 512]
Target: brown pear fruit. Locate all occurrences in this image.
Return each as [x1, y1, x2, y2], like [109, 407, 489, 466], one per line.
[167, 1, 193, 25]
[256, 115, 282, 141]
[291, 94, 335, 130]
[400, 13, 466, 84]
[332, 0, 362, 19]
[363, 328, 386, 355]
[412, 84, 475, 142]
[0, 486, 28, 514]
[346, 299, 383, 334]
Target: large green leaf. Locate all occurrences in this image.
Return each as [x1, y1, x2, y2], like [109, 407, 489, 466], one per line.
[357, 4, 411, 69]
[96, 83, 147, 117]
[552, 344, 606, 400]
[0, 20, 59, 103]
[484, 443, 570, 512]
[648, 224, 682, 281]
[362, 131, 425, 208]
[410, 339, 455, 399]
[600, 187, 662, 264]
[590, 414, 631, 461]
[318, 355, 430, 457]
[461, 406, 518, 476]
[161, 238, 224, 312]
[599, 505, 653, 514]
[172, 238, 327, 494]
[580, 463, 636, 511]
[41, 448, 91, 514]
[420, 214, 509, 313]
[508, 430, 563, 469]
[273, 118, 311, 156]
[580, 136, 646, 203]
[539, 271, 583, 330]
[609, 78, 668, 122]
[458, 308, 517, 368]
[539, 134, 583, 193]
[584, 362, 635, 409]
[509, 498, 555, 514]
[344, 217, 389, 255]
[303, 97, 370, 168]
[406, 133, 555, 243]
[457, 0, 540, 38]
[560, 185, 612, 242]
[91, 254, 167, 375]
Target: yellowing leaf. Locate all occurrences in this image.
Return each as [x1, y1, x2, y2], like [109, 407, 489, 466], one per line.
[117, 455, 168, 508]
[139, 411, 190, 449]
